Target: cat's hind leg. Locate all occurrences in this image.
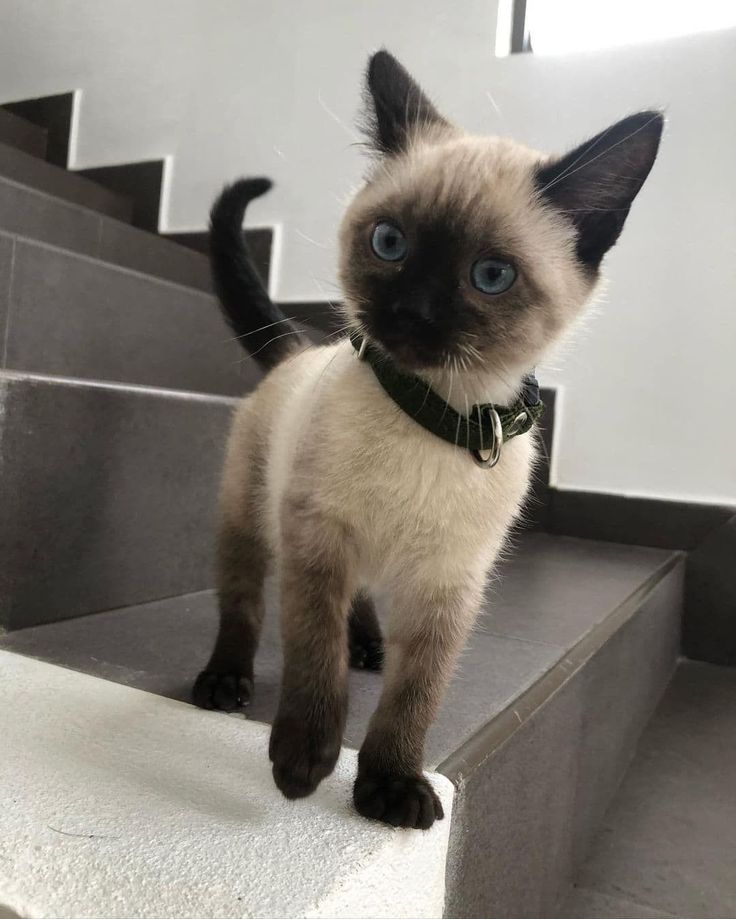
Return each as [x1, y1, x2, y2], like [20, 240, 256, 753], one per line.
[192, 514, 268, 712]
[348, 590, 384, 671]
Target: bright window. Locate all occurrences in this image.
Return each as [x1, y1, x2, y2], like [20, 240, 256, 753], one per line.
[501, 0, 736, 55]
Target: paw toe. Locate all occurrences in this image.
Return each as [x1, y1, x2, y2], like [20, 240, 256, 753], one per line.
[349, 637, 384, 671]
[192, 670, 252, 711]
[353, 773, 443, 829]
[269, 718, 341, 799]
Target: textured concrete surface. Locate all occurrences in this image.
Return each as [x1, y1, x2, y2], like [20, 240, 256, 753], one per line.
[562, 660, 736, 919]
[0, 650, 454, 919]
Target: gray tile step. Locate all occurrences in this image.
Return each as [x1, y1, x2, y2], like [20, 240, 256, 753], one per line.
[0, 175, 212, 292]
[0, 109, 47, 159]
[561, 660, 736, 919]
[2, 93, 74, 168]
[0, 371, 235, 630]
[0, 231, 260, 396]
[0, 140, 131, 221]
[0, 532, 683, 917]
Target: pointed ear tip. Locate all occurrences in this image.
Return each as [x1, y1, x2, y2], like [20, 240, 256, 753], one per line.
[367, 48, 397, 76]
[635, 110, 665, 139]
[367, 49, 406, 88]
[370, 48, 393, 63]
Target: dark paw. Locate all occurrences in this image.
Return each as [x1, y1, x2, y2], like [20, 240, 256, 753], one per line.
[353, 772, 444, 829]
[192, 670, 253, 712]
[349, 634, 384, 671]
[269, 714, 342, 800]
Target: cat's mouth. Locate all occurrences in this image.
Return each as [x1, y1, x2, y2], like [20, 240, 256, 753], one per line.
[367, 331, 446, 371]
[357, 314, 448, 371]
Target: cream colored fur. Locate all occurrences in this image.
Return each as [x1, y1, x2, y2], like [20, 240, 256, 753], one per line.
[222, 341, 535, 609]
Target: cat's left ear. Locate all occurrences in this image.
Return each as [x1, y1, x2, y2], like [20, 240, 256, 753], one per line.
[363, 49, 451, 156]
[537, 111, 664, 269]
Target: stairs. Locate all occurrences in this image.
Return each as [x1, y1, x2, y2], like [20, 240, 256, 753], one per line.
[0, 108, 48, 159]
[0, 106, 262, 633]
[561, 660, 736, 918]
[0, 103, 694, 917]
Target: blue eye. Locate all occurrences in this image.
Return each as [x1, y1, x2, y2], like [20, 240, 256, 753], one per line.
[471, 258, 516, 294]
[370, 221, 408, 262]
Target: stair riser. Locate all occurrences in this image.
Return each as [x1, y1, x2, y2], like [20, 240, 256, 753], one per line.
[0, 374, 234, 630]
[0, 233, 259, 397]
[0, 234, 12, 350]
[0, 140, 130, 221]
[2, 93, 73, 168]
[98, 217, 212, 292]
[166, 229, 273, 289]
[443, 560, 684, 919]
[0, 177, 100, 257]
[0, 177, 212, 292]
[570, 566, 683, 868]
[0, 109, 47, 159]
[78, 161, 163, 233]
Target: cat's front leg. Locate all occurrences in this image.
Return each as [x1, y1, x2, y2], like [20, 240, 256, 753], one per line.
[269, 500, 357, 799]
[354, 580, 481, 829]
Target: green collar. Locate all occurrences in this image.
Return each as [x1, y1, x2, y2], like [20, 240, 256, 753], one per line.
[350, 332, 543, 468]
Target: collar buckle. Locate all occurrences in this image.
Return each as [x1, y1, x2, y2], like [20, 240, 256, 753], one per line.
[471, 406, 503, 469]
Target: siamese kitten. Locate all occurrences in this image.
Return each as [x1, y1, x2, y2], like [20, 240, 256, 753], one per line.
[194, 50, 662, 829]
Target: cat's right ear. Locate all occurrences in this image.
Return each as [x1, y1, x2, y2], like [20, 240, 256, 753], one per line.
[537, 111, 664, 269]
[362, 49, 451, 156]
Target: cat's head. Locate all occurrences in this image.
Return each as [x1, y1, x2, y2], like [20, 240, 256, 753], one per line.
[338, 50, 663, 381]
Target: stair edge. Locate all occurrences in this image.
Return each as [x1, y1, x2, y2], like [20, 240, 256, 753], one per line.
[0, 139, 131, 221]
[438, 549, 684, 783]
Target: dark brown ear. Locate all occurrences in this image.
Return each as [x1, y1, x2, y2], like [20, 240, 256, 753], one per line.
[537, 111, 664, 269]
[362, 49, 450, 156]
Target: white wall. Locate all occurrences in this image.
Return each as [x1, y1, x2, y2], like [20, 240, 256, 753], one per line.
[0, 1, 733, 505]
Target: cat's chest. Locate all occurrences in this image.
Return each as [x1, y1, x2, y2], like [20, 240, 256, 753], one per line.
[320, 410, 535, 576]
[267, 345, 535, 572]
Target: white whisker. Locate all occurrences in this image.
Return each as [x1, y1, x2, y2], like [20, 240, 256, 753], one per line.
[224, 315, 297, 344]
[295, 228, 333, 250]
[317, 91, 361, 143]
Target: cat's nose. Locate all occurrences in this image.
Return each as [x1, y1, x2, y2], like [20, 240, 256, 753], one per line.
[390, 297, 435, 327]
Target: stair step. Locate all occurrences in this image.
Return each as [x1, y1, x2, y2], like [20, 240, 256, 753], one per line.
[0, 174, 262, 294]
[2, 92, 74, 168]
[0, 140, 132, 221]
[166, 227, 273, 287]
[98, 216, 212, 291]
[0, 532, 683, 916]
[0, 372, 235, 630]
[0, 174, 101, 257]
[0, 230, 259, 396]
[0, 108, 47, 158]
[561, 660, 736, 919]
[77, 160, 163, 232]
[0, 651, 453, 919]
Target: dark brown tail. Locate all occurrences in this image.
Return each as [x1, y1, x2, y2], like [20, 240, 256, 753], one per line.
[209, 178, 305, 371]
